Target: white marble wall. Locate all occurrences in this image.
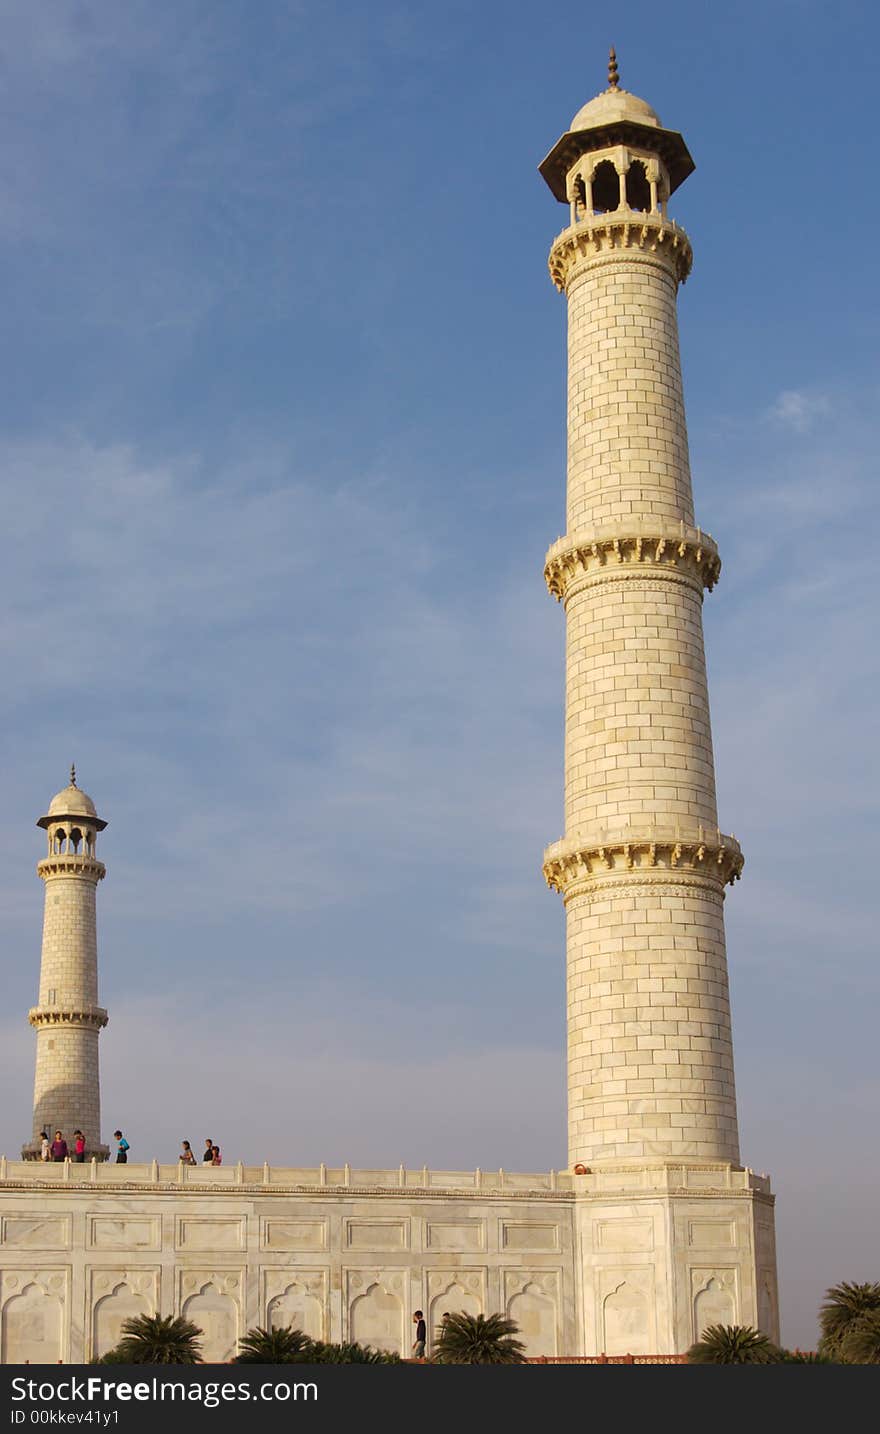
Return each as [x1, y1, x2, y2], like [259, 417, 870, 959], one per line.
[0, 1162, 776, 1361]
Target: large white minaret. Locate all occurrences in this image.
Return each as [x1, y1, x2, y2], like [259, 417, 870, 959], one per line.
[23, 768, 109, 1161]
[539, 53, 779, 1351]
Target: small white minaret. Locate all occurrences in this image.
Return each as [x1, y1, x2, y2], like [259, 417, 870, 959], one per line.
[23, 767, 109, 1160]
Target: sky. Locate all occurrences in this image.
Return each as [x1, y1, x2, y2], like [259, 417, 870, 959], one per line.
[0, 0, 877, 1351]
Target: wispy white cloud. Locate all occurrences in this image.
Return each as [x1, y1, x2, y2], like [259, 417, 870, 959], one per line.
[0, 430, 559, 915]
[768, 388, 832, 434]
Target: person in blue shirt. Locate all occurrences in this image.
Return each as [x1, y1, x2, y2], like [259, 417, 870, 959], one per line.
[113, 1129, 129, 1164]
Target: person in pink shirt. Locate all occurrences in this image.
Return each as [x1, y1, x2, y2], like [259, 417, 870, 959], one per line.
[73, 1130, 86, 1162]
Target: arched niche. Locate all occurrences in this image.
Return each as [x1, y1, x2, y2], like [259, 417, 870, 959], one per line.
[694, 1275, 735, 1341]
[92, 1282, 149, 1359]
[1, 1283, 63, 1364]
[625, 159, 651, 212]
[349, 1282, 402, 1356]
[758, 1275, 777, 1342]
[508, 1282, 557, 1357]
[182, 1282, 237, 1363]
[591, 159, 619, 214]
[429, 1281, 480, 1353]
[602, 1279, 650, 1356]
[268, 1282, 322, 1341]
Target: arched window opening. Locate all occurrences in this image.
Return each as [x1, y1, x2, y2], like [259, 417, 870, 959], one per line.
[574, 174, 586, 220]
[85, 831, 95, 856]
[626, 160, 651, 212]
[53, 828, 67, 855]
[591, 160, 619, 214]
[69, 828, 82, 854]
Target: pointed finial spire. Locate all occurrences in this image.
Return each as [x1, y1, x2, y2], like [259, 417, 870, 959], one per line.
[608, 46, 620, 90]
[70, 763, 77, 788]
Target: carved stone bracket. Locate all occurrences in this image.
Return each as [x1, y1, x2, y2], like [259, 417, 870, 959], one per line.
[28, 1005, 108, 1031]
[548, 212, 693, 291]
[543, 828, 743, 899]
[37, 857, 105, 883]
[545, 523, 720, 603]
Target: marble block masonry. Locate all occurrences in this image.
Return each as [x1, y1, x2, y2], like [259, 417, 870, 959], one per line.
[1, 53, 778, 1363]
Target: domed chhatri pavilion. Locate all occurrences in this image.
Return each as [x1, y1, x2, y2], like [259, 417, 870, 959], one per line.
[0, 56, 779, 1364]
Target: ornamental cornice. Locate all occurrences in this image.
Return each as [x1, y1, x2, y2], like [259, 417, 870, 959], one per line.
[0, 1181, 574, 1202]
[0, 1181, 774, 1206]
[544, 524, 720, 603]
[548, 213, 693, 292]
[543, 828, 743, 900]
[581, 1186, 774, 1206]
[28, 1004, 108, 1031]
[556, 573, 707, 599]
[563, 875, 727, 903]
[37, 856, 105, 883]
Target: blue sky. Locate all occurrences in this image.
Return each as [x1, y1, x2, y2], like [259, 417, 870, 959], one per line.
[0, 0, 877, 1349]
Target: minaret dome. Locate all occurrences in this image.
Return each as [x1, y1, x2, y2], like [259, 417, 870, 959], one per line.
[539, 49, 694, 220]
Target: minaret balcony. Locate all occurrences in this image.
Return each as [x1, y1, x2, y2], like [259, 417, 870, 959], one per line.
[37, 854, 106, 881]
[545, 522, 720, 604]
[549, 208, 692, 290]
[543, 826, 743, 899]
[28, 1003, 109, 1030]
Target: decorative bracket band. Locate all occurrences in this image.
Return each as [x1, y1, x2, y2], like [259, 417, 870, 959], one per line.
[545, 523, 720, 603]
[28, 1005, 109, 1031]
[543, 828, 743, 899]
[37, 857, 106, 882]
[549, 212, 693, 291]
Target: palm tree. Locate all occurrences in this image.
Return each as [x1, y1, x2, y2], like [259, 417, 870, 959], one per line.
[113, 1313, 203, 1364]
[90, 1347, 130, 1364]
[234, 1325, 313, 1363]
[303, 1340, 400, 1364]
[836, 1308, 880, 1365]
[686, 1324, 780, 1364]
[818, 1281, 880, 1361]
[431, 1311, 527, 1365]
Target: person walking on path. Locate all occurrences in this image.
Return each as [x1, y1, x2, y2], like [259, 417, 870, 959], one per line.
[202, 1138, 214, 1163]
[39, 1131, 50, 1162]
[180, 1140, 197, 1165]
[412, 1310, 427, 1360]
[51, 1130, 68, 1161]
[211, 1144, 222, 1166]
[113, 1130, 129, 1164]
[72, 1130, 86, 1162]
